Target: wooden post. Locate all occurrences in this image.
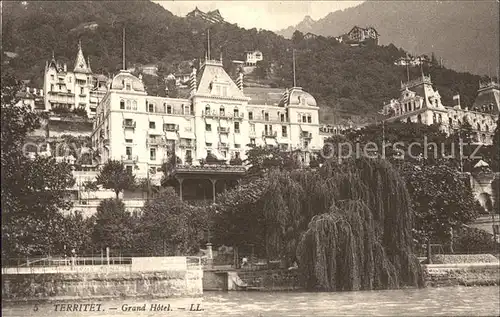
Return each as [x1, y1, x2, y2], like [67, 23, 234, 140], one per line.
[106, 247, 110, 266]
[426, 240, 432, 264]
[178, 177, 184, 201]
[210, 179, 217, 202]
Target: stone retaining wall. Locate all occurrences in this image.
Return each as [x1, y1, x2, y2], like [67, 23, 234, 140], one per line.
[423, 263, 500, 287]
[237, 269, 302, 290]
[2, 270, 202, 301]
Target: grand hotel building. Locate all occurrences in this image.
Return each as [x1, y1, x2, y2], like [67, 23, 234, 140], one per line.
[91, 57, 322, 194]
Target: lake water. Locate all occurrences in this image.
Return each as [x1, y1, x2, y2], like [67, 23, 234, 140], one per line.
[2, 287, 499, 316]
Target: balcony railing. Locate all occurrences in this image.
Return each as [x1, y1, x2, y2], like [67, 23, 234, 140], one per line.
[218, 127, 230, 134]
[147, 137, 163, 146]
[121, 155, 138, 163]
[218, 142, 229, 149]
[163, 124, 179, 132]
[301, 132, 313, 139]
[202, 110, 245, 120]
[262, 131, 278, 138]
[179, 141, 194, 148]
[123, 120, 136, 129]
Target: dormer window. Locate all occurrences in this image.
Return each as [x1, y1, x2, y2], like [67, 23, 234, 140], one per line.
[234, 108, 239, 117]
[148, 104, 154, 113]
[126, 83, 131, 91]
[167, 105, 172, 114]
[220, 106, 225, 116]
[205, 105, 210, 113]
[120, 100, 125, 109]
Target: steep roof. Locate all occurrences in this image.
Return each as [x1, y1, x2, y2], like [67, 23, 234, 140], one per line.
[244, 87, 285, 105]
[73, 41, 92, 74]
[195, 60, 246, 99]
[472, 82, 500, 114]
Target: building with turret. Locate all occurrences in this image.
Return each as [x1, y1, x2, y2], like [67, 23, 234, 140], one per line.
[381, 74, 499, 144]
[43, 42, 109, 118]
[92, 56, 322, 201]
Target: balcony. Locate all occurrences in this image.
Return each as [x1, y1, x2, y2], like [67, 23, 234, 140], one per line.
[262, 131, 277, 138]
[123, 120, 136, 129]
[121, 155, 138, 163]
[218, 142, 229, 149]
[179, 141, 194, 148]
[147, 137, 163, 146]
[218, 127, 230, 134]
[301, 132, 313, 139]
[202, 110, 245, 120]
[163, 124, 179, 132]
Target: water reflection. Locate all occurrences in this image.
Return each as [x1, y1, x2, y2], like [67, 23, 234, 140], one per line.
[2, 286, 499, 317]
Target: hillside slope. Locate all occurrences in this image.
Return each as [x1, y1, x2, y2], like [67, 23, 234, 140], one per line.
[1, 1, 490, 122]
[278, 0, 499, 76]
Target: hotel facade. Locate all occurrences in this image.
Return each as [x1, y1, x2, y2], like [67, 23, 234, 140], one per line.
[91, 57, 322, 182]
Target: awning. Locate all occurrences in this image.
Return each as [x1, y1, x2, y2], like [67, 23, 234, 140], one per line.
[179, 130, 195, 139]
[265, 138, 278, 146]
[165, 131, 178, 140]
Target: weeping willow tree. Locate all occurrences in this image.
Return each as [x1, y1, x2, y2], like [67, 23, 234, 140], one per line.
[214, 157, 424, 291]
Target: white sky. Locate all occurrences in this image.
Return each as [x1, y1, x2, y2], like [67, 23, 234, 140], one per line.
[154, 1, 364, 31]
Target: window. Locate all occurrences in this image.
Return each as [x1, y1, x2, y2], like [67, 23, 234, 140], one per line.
[126, 100, 131, 110]
[206, 143, 212, 147]
[125, 118, 133, 125]
[51, 75, 54, 80]
[282, 126, 287, 137]
[281, 114, 285, 122]
[125, 139, 133, 143]
[235, 144, 241, 148]
[148, 104, 154, 112]
[250, 138, 256, 145]
[132, 101, 137, 110]
[265, 113, 269, 121]
[207, 149, 212, 155]
[120, 100, 125, 109]
[126, 166, 133, 174]
[206, 124, 212, 132]
[205, 105, 210, 113]
[250, 124, 255, 132]
[80, 87, 84, 95]
[126, 83, 131, 90]
[51, 84, 54, 91]
[167, 105, 172, 114]
[149, 121, 156, 129]
[221, 151, 227, 158]
[302, 115, 307, 123]
[234, 109, 239, 117]
[298, 114, 302, 122]
[126, 147, 132, 157]
[220, 106, 225, 116]
[248, 112, 253, 120]
[307, 116, 312, 123]
[150, 148, 156, 161]
[234, 122, 240, 133]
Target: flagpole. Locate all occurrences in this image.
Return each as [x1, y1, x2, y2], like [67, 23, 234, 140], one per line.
[293, 49, 296, 87]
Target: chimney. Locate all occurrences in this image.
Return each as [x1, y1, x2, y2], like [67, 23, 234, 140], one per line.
[64, 63, 67, 72]
[189, 66, 197, 95]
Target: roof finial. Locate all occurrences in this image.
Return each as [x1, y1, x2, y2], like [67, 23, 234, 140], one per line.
[78, 39, 82, 51]
[52, 50, 55, 60]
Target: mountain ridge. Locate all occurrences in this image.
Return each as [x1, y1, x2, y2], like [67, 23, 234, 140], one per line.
[277, 0, 499, 76]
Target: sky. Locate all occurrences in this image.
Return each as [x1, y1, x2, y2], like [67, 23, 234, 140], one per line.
[154, 1, 364, 31]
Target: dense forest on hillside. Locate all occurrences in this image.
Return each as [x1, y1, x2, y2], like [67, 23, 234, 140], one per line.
[1, 1, 492, 122]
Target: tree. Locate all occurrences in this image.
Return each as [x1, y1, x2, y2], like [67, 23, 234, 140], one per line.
[1, 74, 76, 258]
[245, 145, 301, 179]
[138, 188, 208, 256]
[92, 199, 135, 254]
[491, 115, 500, 173]
[292, 30, 304, 46]
[95, 160, 135, 199]
[398, 161, 483, 250]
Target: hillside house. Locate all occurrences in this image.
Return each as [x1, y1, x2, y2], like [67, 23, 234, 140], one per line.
[345, 26, 379, 46]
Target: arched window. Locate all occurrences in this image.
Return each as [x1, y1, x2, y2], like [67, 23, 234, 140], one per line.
[205, 105, 210, 114]
[167, 105, 172, 114]
[132, 100, 137, 110]
[482, 134, 486, 143]
[163, 103, 167, 113]
[449, 118, 452, 127]
[438, 114, 442, 123]
[433, 113, 437, 124]
[220, 106, 225, 116]
[126, 100, 131, 110]
[120, 99, 125, 109]
[485, 124, 489, 132]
